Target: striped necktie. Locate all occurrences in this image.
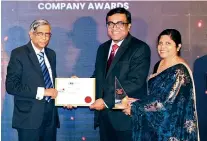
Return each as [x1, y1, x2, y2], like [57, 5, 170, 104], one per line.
[38, 52, 53, 102]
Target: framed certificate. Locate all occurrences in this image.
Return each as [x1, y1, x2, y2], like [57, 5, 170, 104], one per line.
[55, 78, 95, 106]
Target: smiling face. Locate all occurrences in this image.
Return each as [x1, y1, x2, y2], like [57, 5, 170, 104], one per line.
[157, 35, 180, 59]
[107, 13, 131, 43]
[29, 25, 51, 51]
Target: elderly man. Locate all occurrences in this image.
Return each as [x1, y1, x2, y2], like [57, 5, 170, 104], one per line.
[6, 19, 59, 141]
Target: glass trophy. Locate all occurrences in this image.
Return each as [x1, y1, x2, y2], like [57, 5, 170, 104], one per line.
[113, 76, 128, 109]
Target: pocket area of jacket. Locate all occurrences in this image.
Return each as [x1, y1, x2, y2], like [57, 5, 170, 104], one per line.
[15, 100, 33, 113]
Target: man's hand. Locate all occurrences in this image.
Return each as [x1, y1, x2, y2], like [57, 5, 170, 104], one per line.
[90, 98, 105, 110]
[63, 105, 77, 110]
[44, 88, 58, 99]
[71, 75, 78, 78]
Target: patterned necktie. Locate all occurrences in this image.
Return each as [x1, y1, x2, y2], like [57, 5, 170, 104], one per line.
[106, 44, 119, 72]
[38, 52, 53, 102]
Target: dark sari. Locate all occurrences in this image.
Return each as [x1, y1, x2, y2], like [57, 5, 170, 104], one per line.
[132, 63, 199, 141]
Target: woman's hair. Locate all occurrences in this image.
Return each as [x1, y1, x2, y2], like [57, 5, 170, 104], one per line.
[157, 29, 182, 56]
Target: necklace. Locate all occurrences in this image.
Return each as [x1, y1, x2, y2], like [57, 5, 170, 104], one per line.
[157, 56, 178, 74]
[149, 56, 179, 80]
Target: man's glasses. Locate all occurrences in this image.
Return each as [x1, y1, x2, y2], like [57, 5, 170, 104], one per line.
[34, 32, 52, 38]
[106, 21, 129, 29]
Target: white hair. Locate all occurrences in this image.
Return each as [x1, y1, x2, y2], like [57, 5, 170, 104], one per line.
[29, 19, 51, 32]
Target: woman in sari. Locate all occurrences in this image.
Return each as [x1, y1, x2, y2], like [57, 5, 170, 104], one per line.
[123, 29, 199, 141]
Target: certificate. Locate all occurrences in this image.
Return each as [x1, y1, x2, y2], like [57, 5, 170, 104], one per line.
[55, 78, 95, 106]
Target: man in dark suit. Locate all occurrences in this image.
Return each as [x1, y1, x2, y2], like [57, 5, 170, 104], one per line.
[6, 19, 59, 141]
[90, 8, 151, 141]
[193, 55, 207, 141]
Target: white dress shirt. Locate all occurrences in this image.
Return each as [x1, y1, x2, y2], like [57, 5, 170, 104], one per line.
[107, 39, 124, 59]
[104, 39, 124, 108]
[31, 41, 54, 100]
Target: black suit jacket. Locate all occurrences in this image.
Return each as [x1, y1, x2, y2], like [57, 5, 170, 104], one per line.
[92, 34, 151, 131]
[193, 55, 207, 141]
[6, 41, 59, 129]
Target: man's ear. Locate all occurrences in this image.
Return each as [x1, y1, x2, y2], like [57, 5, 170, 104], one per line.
[28, 31, 33, 39]
[128, 24, 131, 31]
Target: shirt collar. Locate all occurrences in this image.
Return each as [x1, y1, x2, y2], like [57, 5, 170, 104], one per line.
[111, 39, 124, 47]
[31, 40, 45, 55]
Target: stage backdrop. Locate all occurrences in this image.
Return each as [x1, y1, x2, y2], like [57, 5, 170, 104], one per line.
[1, 1, 207, 141]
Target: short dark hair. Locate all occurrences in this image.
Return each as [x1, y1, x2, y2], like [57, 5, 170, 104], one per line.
[157, 29, 182, 56]
[106, 8, 131, 24]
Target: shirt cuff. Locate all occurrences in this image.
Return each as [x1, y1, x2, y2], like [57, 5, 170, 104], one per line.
[103, 101, 108, 109]
[36, 87, 45, 100]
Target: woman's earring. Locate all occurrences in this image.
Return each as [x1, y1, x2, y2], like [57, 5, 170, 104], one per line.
[177, 44, 181, 51]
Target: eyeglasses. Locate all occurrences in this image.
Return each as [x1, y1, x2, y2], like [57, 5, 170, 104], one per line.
[106, 21, 129, 29]
[34, 32, 52, 38]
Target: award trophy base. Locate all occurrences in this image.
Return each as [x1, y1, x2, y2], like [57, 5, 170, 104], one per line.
[113, 96, 128, 109]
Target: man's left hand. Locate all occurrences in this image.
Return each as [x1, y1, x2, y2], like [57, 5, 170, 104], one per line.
[90, 98, 105, 110]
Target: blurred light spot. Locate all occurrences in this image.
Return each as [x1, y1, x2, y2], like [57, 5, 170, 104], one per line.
[82, 137, 86, 141]
[4, 36, 8, 42]
[197, 20, 202, 28]
[70, 116, 74, 120]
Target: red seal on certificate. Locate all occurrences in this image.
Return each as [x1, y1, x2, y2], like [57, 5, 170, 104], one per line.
[85, 96, 92, 103]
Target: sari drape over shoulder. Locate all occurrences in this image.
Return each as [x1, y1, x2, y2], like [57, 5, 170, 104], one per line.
[132, 63, 199, 141]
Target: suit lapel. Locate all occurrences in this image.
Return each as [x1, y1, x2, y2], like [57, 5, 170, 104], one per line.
[45, 48, 53, 69]
[45, 48, 55, 78]
[27, 42, 43, 76]
[103, 41, 111, 77]
[106, 34, 132, 78]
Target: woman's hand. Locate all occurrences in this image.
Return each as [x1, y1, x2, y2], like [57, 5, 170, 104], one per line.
[123, 104, 131, 116]
[122, 97, 139, 116]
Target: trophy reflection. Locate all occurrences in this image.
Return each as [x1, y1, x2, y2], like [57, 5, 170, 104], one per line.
[113, 76, 128, 109]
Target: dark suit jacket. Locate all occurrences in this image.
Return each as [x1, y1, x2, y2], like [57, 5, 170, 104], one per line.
[6, 41, 59, 129]
[193, 55, 207, 141]
[92, 34, 151, 131]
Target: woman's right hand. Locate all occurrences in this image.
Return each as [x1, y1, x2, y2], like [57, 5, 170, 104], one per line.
[123, 104, 131, 116]
[122, 97, 139, 116]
